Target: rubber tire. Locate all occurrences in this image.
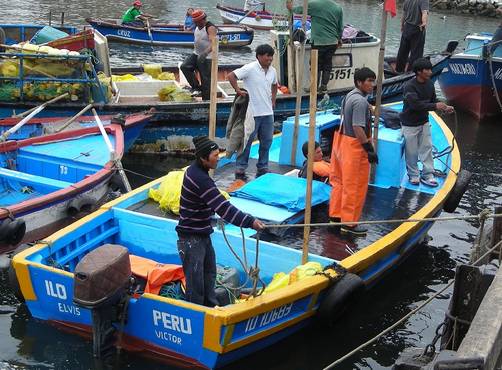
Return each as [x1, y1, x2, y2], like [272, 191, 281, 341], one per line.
[7, 243, 32, 302]
[109, 173, 128, 194]
[443, 169, 472, 213]
[7, 219, 26, 246]
[317, 273, 365, 327]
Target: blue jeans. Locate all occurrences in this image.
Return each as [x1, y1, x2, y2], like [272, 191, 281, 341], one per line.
[177, 234, 218, 307]
[236, 114, 274, 173]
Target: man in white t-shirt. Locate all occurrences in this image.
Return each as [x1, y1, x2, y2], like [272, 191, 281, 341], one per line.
[227, 44, 278, 180]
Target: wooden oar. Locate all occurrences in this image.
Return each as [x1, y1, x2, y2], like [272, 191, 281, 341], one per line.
[13, 92, 69, 119]
[145, 19, 155, 50]
[208, 37, 219, 177]
[234, 4, 261, 24]
[1, 93, 70, 142]
[91, 108, 132, 193]
[54, 104, 93, 133]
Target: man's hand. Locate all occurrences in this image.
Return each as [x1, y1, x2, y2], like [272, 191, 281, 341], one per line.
[436, 102, 454, 113]
[252, 219, 266, 231]
[362, 142, 379, 164]
[236, 89, 247, 97]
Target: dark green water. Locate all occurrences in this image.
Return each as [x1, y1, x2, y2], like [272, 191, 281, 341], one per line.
[1, 1, 502, 369]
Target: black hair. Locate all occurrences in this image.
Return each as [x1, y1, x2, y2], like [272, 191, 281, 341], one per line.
[412, 57, 433, 73]
[353, 67, 376, 87]
[255, 44, 275, 58]
[301, 141, 320, 158]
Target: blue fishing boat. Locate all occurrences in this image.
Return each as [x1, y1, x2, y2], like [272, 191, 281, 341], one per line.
[85, 18, 254, 48]
[10, 103, 470, 368]
[0, 112, 151, 252]
[439, 33, 502, 120]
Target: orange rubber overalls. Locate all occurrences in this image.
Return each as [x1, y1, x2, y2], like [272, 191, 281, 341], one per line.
[329, 90, 371, 224]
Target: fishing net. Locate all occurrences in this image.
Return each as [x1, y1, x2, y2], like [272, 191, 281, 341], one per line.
[0, 54, 91, 103]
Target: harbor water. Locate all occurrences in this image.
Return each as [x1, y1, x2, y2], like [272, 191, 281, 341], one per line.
[1, 0, 502, 369]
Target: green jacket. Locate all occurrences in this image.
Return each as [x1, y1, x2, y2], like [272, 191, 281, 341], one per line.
[292, 0, 343, 46]
[122, 7, 141, 23]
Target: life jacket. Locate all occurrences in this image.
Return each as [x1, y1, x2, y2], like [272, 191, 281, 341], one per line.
[130, 255, 185, 295]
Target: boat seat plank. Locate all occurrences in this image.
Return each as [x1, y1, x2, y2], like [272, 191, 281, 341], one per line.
[0, 167, 72, 190]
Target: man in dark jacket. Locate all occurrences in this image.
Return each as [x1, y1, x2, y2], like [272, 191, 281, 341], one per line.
[396, 0, 429, 72]
[400, 58, 453, 187]
[176, 136, 265, 306]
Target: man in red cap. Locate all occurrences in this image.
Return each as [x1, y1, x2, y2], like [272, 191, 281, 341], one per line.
[122, 0, 154, 27]
[180, 9, 217, 100]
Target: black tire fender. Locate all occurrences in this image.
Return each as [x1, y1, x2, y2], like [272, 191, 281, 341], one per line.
[317, 273, 365, 326]
[67, 197, 97, 216]
[109, 173, 127, 194]
[8, 243, 32, 302]
[0, 218, 26, 246]
[443, 169, 472, 213]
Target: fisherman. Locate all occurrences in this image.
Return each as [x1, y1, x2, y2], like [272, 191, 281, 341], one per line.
[176, 136, 265, 306]
[395, 0, 429, 73]
[286, 0, 343, 93]
[121, 0, 154, 27]
[400, 58, 454, 187]
[184, 8, 195, 31]
[227, 44, 278, 180]
[329, 67, 378, 236]
[298, 141, 330, 183]
[180, 9, 217, 100]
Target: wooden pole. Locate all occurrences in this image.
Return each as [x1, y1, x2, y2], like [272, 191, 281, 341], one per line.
[208, 37, 219, 177]
[55, 104, 93, 133]
[290, 0, 309, 166]
[370, 10, 388, 180]
[208, 37, 219, 141]
[301, 49, 318, 264]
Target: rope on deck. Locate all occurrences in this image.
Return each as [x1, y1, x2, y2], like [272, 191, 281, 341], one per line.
[322, 238, 502, 370]
[263, 210, 502, 229]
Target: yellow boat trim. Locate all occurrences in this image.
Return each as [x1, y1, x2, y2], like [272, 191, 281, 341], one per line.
[205, 310, 316, 353]
[222, 325, 235, 346]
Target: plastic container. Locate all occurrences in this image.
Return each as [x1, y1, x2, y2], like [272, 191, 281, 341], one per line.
[31, 26, 69, 45]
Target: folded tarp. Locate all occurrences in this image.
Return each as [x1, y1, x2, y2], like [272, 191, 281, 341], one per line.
[230, 173, 331, 212]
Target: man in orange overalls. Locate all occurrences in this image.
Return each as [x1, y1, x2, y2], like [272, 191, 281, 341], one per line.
[329, 67, 378, 236]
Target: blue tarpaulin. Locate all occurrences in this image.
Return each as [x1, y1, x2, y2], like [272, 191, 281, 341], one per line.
[230, 173, 331, 212]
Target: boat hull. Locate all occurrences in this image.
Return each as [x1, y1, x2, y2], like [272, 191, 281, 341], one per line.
[439, 56, 502, 120]
[86, 18, 254, 48]
[216, 4, 307, 30]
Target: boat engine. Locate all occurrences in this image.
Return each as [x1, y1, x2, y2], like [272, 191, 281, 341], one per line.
[73, 244, 132, 358]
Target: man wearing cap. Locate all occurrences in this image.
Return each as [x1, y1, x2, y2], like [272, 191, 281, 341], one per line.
[122, 1, 153, 27]
[176, 136, 265, 306]
[180, 10, 217, 101]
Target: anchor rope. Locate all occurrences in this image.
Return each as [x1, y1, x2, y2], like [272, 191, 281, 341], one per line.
[261, 211, 501, 229]
[322, 238, 502, 370]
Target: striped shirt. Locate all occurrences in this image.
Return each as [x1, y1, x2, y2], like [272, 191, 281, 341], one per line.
[176, 161, 255, 235]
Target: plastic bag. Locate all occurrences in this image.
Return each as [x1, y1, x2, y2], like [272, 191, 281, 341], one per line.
[149, 170, 186, 214]
[289, 261, 322, 283]
[262, 272, 290, 294]
[111, 74, 139, 82]
[142, 63, 162, 79]
[158, 71, 176, 80]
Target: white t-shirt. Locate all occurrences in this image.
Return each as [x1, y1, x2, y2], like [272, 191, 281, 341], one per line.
[233, 61, 278, 117]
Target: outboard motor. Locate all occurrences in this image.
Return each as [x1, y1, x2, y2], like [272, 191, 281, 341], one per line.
[73, 244, 132, 358]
